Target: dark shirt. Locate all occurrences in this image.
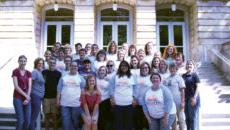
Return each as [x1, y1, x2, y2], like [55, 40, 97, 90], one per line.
[42, 69, 62, 99]
[182, 72, 200, 100]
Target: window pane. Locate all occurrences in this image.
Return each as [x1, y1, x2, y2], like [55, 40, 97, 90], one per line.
[160, 47, 166, 55]
[156, 9, 184, 22]
[45, 8, 74, 21]
[61, 25, 71, 44]
[174, 25, 183, 46]
[176, 47, 183, 54]
[103, 25, 112, 48]
[47, 25, 56, 46]
[118, 25, 127, 46]
[101, 8, 129, 21]
[159, 25, 169, 46]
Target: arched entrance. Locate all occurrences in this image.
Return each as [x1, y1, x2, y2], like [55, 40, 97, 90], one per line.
[42, 5, 74, 52]
[97, 5, 133, 49]
[156, 7, 189, 58]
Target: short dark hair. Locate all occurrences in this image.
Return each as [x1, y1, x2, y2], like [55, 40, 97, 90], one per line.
[75, 43, 82, 47]
[18, 55, 27, 61]
[83, 59, 91, 64]
[150, 72, 162, 81]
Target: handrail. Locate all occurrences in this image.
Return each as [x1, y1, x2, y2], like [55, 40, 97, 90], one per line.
[210, 49, 230, 81]
[211, 49, 230, 66]
[0, 56, 14, 70]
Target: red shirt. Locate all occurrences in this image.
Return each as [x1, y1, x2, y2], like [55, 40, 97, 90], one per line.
[12, 68, 32, 99]
[80, 91, 101, 114]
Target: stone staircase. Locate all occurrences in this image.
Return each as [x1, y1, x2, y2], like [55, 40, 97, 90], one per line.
[0, 108, 15, 130]
[198, 62, 230, 130]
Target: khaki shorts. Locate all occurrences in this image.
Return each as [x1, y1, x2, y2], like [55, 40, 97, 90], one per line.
[43, 98, 57, 114]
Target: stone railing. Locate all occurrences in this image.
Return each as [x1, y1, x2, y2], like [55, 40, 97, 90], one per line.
[209, 48, 230, 82]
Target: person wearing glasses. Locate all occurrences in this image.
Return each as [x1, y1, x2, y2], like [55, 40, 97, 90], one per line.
[133, 62, 152, 130]
[57, 61, 85, 130]
[110, 61, 136, 130]
[97, 66, 112, 130]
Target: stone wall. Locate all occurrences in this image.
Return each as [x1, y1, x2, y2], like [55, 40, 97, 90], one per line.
[136, 0, 156, 49]
[74, 0, 95, 47]
[0, 0, 37, 68]
[197, 0, 230, 62]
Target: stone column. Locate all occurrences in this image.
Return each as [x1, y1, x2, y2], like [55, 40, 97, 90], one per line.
[135, 0, 156, 49]
[74, 0, 95, 46]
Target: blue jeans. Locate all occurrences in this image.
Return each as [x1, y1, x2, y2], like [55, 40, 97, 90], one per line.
[61, 106, 82, 130]
[185, 97, 200, 130]
[29, 94, 42, 130]
[114, 105, 133, 130]
[13, 98, 31, 130]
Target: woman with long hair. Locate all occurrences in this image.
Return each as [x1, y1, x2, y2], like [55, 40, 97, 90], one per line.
[163, 45, 177, 65]
[12, 55, 32, 130]
[110, 60, 136, 130]
[107, 41, 117, 61]
[81, 75, 101, 130]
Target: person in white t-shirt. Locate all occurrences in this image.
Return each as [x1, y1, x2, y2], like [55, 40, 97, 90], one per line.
[97, 66, 112, 130]
[159, 59, 170, 82]
[164, 63, 187, 130]
[134, 62, 151, 130]
[130, 55, 140, 78]
[175, 52, 186, 76]
[56, 61, 85, 130]
[110, 60, 136, 130]
[107, 41, 117, 61]
[143, 72, 174, 130]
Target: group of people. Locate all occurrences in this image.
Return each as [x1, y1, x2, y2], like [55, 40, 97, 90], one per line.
[12, 41, 200, 130]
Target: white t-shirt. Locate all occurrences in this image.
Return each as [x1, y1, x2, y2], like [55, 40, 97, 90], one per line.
[135, 75, 152, 105]
[107, 54, 117, 61]
[145, 88, 164, 119]
[114, 75, 135, 106]
[97, 78, 110, 101]
[177, 65, 187, 76]
[72, 53, 80, 61]
[56, 60, 66, 72]
[131, 69, 140, 79]
[94, 61, 107, 71]
[60, 74, 82, 107]
[164, 74, 185, 106]
[143, 55, 153, 65]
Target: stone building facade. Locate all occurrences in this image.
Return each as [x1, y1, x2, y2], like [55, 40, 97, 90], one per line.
[1, 0, 230, 63]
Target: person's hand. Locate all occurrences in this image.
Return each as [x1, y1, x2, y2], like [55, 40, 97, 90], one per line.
[110, 98, 115, 106]
[25, 95, 30, 101]
[85, 115, 92, 126]
[56, 99, 60, 108]
[162, 114, 168, 128]
[23, 99, 29, 105]
[181, 101, 185, 110]
[191, 97, 196, 107]
[132, 99, 138, 107]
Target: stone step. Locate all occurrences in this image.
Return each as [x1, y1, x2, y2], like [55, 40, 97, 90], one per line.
[202, 114, 230, 119]
[201, 126, 230, 130]
[0, 113, 16, 119]
[0, 118, 16, 122]
[0, 126, 15, 130]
